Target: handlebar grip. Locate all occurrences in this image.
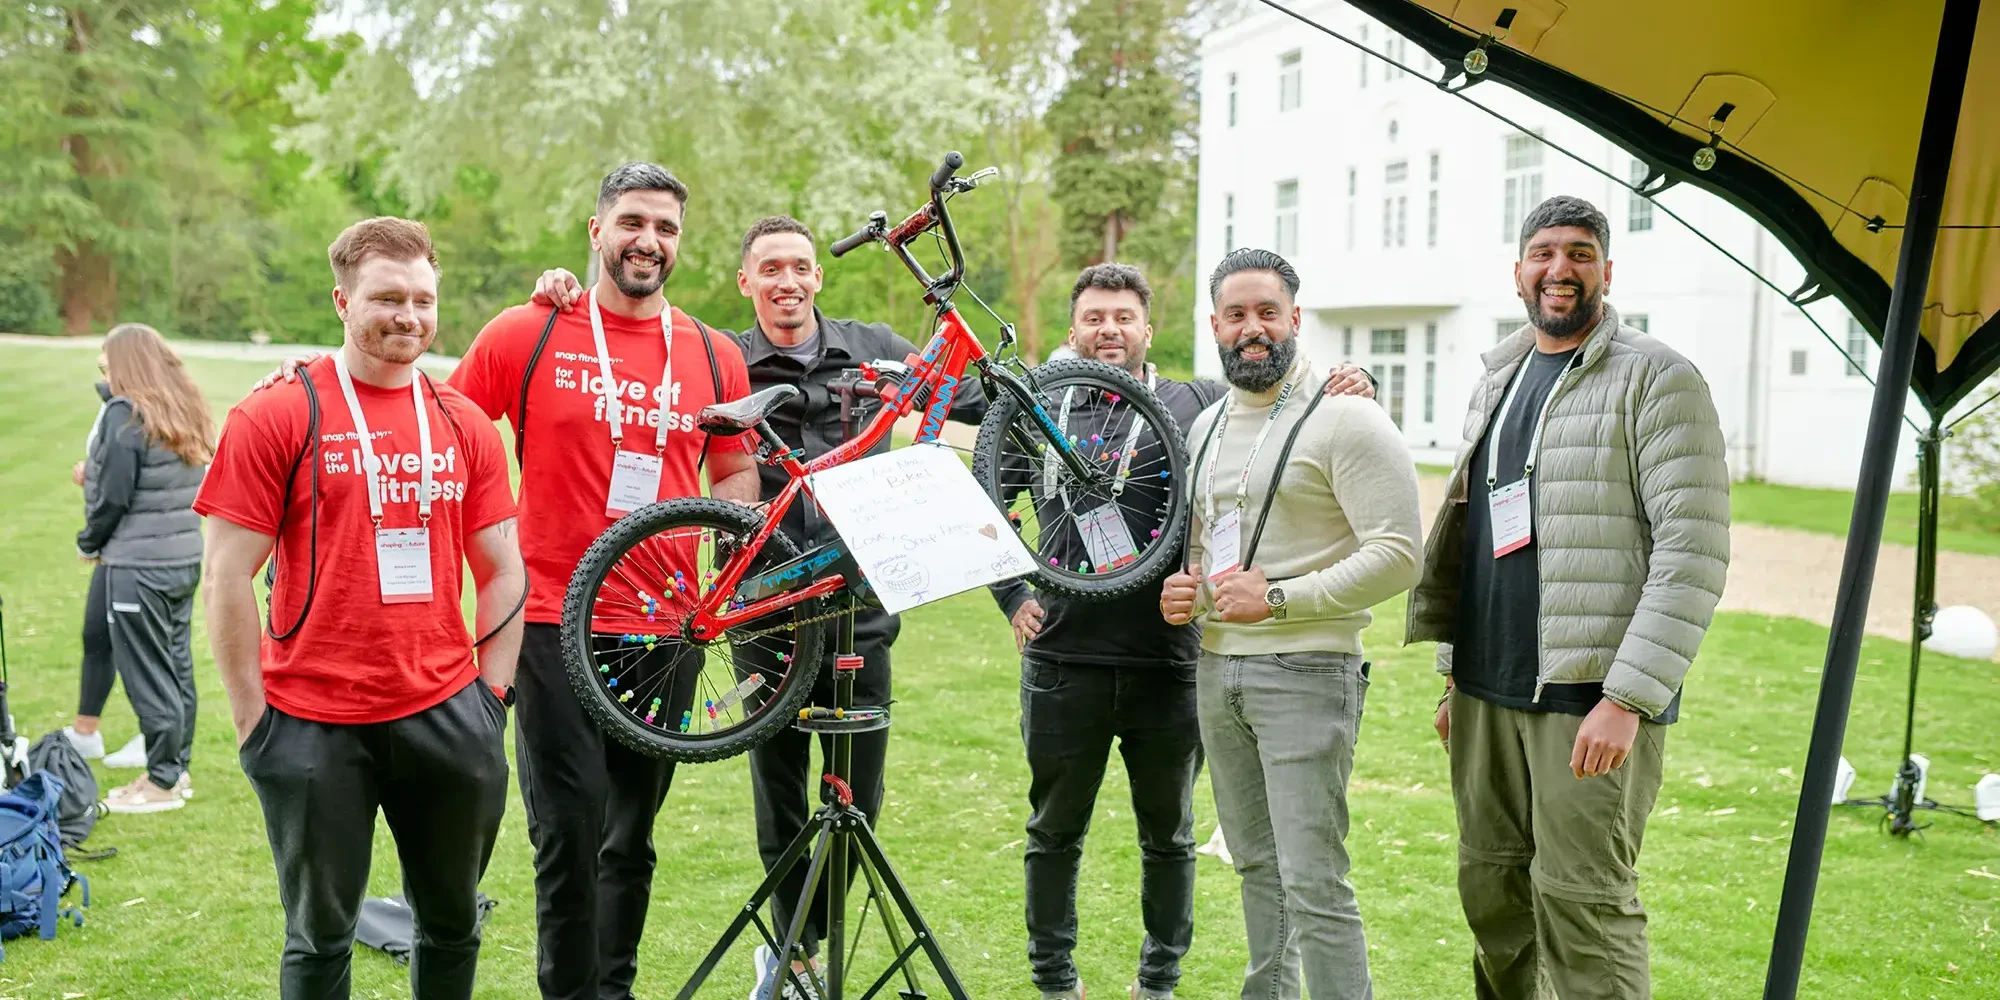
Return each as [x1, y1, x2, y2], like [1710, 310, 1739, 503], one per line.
[929, 151, 964, 192]
[830, 226, 876, 258]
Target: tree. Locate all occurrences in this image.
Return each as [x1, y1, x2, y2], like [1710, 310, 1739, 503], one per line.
[1046, 0, 1191, 268]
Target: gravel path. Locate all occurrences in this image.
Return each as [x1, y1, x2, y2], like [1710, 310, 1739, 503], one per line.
[1416, 476, 2000, 658]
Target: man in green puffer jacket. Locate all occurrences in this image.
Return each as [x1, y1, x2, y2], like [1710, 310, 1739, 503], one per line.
[1407, 195, 1730, 1000]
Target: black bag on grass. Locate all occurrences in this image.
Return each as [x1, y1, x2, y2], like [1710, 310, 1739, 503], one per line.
[25, 733, 110, 860]
[356, 894, 500, 965]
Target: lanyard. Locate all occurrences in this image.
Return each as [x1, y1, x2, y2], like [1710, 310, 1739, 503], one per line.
[1045, 364, 1157, 496]
[1201, 361, 1303, 524]
[1484, 353, 1570, 488]
[588, 287, 675, 452]
[333, 351, 433, 527]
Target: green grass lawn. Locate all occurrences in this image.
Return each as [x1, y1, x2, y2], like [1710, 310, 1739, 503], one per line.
[1730, 479, 2000, 558]
[0, 341, 1994, 998]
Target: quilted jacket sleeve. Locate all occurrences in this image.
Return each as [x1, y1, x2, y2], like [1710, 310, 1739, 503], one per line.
[1601, 361, 1731, 717]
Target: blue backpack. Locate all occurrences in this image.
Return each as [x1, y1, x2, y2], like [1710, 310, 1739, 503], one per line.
[0, 772, 88, 960]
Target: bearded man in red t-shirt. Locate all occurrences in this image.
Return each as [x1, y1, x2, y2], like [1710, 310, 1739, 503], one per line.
[199, 217, 526, 1000]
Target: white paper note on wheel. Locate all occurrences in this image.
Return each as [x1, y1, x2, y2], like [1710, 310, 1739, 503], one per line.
[806, 443, 1036, 614]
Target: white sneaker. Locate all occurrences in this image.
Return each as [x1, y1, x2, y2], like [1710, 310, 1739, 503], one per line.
[103, 777, 185, 814]
[103, 734, 148, 769]
[174, 771, 194, 800]
[63, 727, 105, 760]
[750, 944, 820, 1000]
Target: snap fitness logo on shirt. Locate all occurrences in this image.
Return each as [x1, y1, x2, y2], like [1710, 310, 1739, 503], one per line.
[319, 430, 470, 503]
[545, 352, 698, 434]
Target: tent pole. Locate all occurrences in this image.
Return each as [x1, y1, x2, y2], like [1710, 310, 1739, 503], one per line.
[1889, 420, 1943, 835]
[1762, 2, 1980, 998]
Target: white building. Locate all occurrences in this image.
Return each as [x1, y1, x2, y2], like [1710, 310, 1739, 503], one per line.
[1192, 0, 1924, 490]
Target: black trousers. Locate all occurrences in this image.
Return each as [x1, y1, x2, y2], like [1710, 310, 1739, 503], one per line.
[107, 563, 201, 788]
[240, 680, 510, 1000]
[77, 563, 115, 717]
[744, 612, 894, 960]
[515, 623, 696, 1000]
[1021, 658, 1202, 994]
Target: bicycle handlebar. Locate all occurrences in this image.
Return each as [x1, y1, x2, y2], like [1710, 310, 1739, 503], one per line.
[929, 151, 964, 194]
[829, 211, 885, 258]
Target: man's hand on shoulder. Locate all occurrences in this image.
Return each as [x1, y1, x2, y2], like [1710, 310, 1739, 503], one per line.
[532, 268, 585, 311]
[251, 352, 324, 393]
[1322, 363, 1375, 400]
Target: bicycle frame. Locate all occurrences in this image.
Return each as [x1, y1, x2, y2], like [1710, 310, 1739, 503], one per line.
[674, 160, 1097, 643]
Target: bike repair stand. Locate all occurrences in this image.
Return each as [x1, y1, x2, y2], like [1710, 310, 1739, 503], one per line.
[676, 603, 969, 1000]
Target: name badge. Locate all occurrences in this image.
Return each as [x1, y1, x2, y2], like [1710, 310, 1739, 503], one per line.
[376, 527, 434, 604]
[1207, 508, 1242, 583]
[1077, 503, 1140, 573]
[1489, 479, 1533, 557]
[607, 450, 664, 517]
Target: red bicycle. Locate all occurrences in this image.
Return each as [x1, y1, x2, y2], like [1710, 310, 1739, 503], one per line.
[562, 152, 1192, 762]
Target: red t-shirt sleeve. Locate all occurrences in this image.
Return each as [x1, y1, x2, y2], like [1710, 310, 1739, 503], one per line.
[454, 396, 518, 535]
[707, 330, 757, 457]
[449, 307, 536, 422]
[192, 393, 299, 537]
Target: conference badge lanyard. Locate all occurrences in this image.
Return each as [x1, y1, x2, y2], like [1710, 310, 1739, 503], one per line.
[1046, 365, 1156, 573]
[333, 352, 435, 604]
[590, 287, 676, 517]
[1485, 357, 1568, 558]
[1201, 362, 1302, 583]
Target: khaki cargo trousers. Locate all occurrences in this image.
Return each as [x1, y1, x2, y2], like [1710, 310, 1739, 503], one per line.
[1449, 690, 1667, 1000]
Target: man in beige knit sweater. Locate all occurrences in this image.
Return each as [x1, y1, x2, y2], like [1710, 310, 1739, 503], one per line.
[1160, 248, 1423, 1000]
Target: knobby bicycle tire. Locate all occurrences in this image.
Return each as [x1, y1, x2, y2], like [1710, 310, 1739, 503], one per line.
[971, 359, 1189, 603]
[561, 498, 826, 764]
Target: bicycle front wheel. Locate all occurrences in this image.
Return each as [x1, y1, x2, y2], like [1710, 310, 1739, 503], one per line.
[561, 498, 826, 764]
[971, 359, 1189, 603]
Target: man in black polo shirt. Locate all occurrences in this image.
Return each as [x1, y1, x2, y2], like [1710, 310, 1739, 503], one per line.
[990, 263, 1372, 1000]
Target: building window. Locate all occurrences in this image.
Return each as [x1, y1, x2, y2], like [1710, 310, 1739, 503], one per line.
[1388, 119, 1399, 143]
[1223, 194, 1235, 253]
[1386, 364, 1408, 428]
[1371, 327, 1407, 354]
[1790, 349, 1809, 376]
[1424, 322, 1437, 355]
[1359, 26, 1369, 88]
[1429, 152, 1441, 183]
[1345, 168, 1357, 250]
[1279, 50, 1302, 112]
[1625, 313, 1649, 332]
[1847, 318, 1870, 377]
[1503, 132, 1545, 243]
[1227, 72, 1238, 128]
[1496, 319, 1518, 343]
[1342, 326, 1354, 360]
[1386, 36, 1404, 81]
[1427, 190, 1439, 248]
[1424, 360, 1437, 423]
[1275, 180, 1299, 257]
[1628, 159, 1653, 232]
[1383, 160, 1408, 249]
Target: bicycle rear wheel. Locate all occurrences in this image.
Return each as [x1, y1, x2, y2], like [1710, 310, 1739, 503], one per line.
[971, 359, 1189, 603]
[561, 498, 827, 764]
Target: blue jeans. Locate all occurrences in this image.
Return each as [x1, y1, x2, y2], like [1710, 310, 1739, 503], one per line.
[1197, 650, 1373, 1000]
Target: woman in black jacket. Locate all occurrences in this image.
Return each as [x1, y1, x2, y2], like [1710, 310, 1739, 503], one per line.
[73, 323, 213, 814]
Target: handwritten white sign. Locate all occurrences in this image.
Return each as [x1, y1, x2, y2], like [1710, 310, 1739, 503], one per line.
[807, 443, 1035, 614]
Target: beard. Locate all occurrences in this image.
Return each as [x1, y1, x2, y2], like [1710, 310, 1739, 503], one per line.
[1219, 334, 1297, 392]
[351, 319, 431, 365]
[606, 246, 672, 299]
[1522, 279, 1604, 339]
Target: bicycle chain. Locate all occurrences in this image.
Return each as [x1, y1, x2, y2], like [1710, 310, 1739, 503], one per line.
[729, 598, 860, 643]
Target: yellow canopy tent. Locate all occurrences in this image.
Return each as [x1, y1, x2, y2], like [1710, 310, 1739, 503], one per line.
[1274, 1, 1993, 997]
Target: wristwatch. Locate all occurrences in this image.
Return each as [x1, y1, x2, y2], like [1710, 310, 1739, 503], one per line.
[1265, 584, 1288, 621]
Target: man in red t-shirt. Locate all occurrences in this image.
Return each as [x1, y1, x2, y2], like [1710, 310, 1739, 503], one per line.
[446, 163, 759, 1000]
[199, 217, 525, 1000]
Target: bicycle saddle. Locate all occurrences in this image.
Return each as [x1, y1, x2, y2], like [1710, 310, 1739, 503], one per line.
[698, 383, 801, 435]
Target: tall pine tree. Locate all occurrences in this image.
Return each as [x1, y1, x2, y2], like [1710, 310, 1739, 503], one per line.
[1046, 0, 1190, 267]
